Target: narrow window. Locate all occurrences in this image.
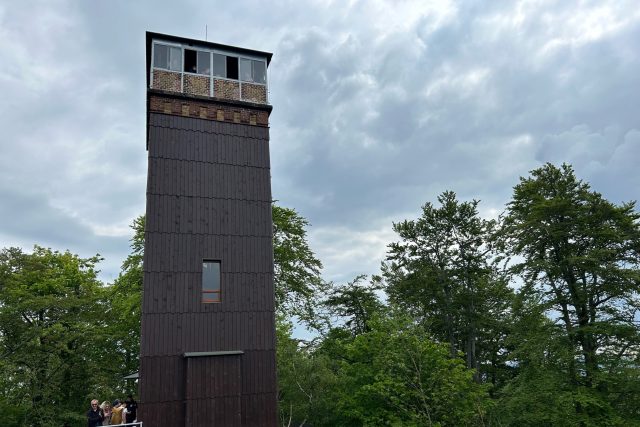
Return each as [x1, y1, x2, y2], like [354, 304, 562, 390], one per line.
[197, 51, 210, 75]
[240, 58, 253, 82]
[202, 260, 221, 303]
[212, 53, 226, 77]
[168, 47, 181, 71]
[153, 44, 168, 69]
[253, 60, 266, 84]
[184, 49, 197, 73]
[226, 56, 239, 80]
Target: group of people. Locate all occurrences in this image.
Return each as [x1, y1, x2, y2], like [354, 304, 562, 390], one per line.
[87, 395, 138, 426]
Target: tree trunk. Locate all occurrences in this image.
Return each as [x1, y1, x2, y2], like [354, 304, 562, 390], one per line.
[443, 283, 456, 358]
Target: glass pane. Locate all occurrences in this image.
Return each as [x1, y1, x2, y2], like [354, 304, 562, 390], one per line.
[202, 261, 220, 292]
[168, 46, 182, 71]
[197, 51, 210, 75]
[212, 54, 226, 77]
[202, 291, 220, 303]
[153, 44, 168, 69]
[240, 58, 253, 82]
[253, 60, 266, 84]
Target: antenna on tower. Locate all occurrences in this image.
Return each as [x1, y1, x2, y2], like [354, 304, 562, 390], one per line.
[205, 25, 208, 41]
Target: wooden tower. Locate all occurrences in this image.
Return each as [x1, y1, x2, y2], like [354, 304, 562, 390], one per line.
[138, 32, 277, 426]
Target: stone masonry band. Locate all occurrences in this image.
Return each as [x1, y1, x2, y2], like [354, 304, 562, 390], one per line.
[149, 95, 270, 127]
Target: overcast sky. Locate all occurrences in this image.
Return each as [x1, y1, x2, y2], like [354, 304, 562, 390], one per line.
[1, 0, 639, 284]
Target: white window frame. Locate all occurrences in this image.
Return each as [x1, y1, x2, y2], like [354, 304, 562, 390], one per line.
[150, 39, 269, 102]
[150, 41, 184, 92]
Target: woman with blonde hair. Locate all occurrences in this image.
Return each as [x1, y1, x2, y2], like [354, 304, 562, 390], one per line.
[100, 401, 112, 425]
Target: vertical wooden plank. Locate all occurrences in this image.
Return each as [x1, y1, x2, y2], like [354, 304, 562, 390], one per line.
[190, 159, 195, 199]
[194, 195, 201, 234]
[187, 193, 193, 234]
[228, 133, 235, 166]
[201, 126, 208, 164]
[187, 312, 197, 351]
[201, 157, 207, 199]
[191, 128, 197, 162]
[217, 162, 223, 201]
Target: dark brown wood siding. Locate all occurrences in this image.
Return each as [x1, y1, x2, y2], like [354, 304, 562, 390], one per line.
[139, 110, 277, 426]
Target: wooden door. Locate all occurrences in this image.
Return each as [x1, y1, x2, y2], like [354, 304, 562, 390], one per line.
[185, 355, 242, 427]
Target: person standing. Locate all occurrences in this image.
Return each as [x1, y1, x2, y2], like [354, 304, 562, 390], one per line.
[124, 395, 138, 424]
[100, 401, 112, 425]
[86, 399, 104, 427]
[110, 400, 124, 425]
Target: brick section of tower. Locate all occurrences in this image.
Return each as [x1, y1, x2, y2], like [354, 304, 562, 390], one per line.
[148, 94, 270, 127]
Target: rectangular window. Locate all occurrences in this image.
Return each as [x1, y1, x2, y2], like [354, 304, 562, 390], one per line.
[184, 49, 197, 73]
[240, 58, 253, 82]
[202, 261, 221, 303]
[226, 56, 239, 80]
[153, 44, 181, 71]
[239, 59, 267, 84]
[253, 60, 266, 84]
[212, 53, 226, 77]
[197, 51, 210, 75]
[184, 49, 211, 75]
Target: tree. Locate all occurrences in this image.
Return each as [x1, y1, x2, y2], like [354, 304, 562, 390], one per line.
[105, 215, 145, 392]
[499, 163, 640, 420]
[272, 205, 325, 325]
[333, 313, 491, 426]
[0, 246, 105, 426]
[384, 191, 513, 384]
[276, 317, 339, 427]
[323, 275, 384, 336]
[0, 204, 324, 425]
[491, 293, 587, 426]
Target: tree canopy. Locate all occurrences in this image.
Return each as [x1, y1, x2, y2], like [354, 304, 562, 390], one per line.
[2, 165, 640, 426]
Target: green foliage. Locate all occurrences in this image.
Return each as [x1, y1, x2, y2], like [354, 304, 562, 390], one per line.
[2, 164, 640, 426]
[499, 163, 640, 394]
[0, 218, 145, 426]
[278, 310, 490, 427]
[273, 205, 325, 325]
[105, 215, 145, 393]
[333, 313, 490, 426]
[384, 191, 513, 385]
[493, 163, 640, 425]
[276, 317, 340, 426]
[323, 275, 384, 336]
[0, 246, 105, 427]
[491, 295, 584, 425]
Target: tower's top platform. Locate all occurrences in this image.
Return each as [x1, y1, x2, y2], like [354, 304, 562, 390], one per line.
[146, 31, 272, 105]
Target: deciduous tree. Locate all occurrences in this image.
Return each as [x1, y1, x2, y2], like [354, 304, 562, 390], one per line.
[384, 191, 513, 383]
[273, 205, 325, 326]
[498, 163, 640, 422]
[500, 164, 640, 384]
[0, 246, 105, 426]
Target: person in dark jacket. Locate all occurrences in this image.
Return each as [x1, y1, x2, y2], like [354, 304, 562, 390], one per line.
[86, 399, 104, 427]
[124, 395, 138, 423]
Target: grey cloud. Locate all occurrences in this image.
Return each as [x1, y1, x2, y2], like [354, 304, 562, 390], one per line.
[1, 0, 638, 286]
[0, 183, 130, 281]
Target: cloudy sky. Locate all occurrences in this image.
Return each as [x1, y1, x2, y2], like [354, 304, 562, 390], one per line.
[1, 0, 639, 284]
